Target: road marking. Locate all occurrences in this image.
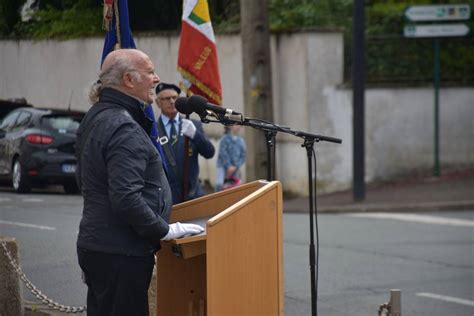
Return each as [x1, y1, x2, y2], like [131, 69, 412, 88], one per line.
[0, 197, 12, 202]
[417, 292, 474, 307]
[0, 220, 56, 230]
[347, 213, 474, 227]
[22, 198, 44, 202]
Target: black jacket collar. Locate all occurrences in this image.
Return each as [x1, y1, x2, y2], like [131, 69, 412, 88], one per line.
[99, 87, 153, 134]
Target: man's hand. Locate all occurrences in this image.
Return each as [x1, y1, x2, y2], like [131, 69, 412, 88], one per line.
[161, 222, 204, 240]
[181, 118, 197, 139]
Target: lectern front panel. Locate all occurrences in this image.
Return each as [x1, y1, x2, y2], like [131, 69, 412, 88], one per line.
[156, 242, 207, 316]
[155, 181, 283, 316]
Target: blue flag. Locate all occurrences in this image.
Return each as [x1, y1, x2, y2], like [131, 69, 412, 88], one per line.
[101, 0, 135, 64]
[101, 0, 167, 172]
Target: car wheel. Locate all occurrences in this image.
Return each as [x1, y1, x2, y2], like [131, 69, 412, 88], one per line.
[63, 182, 79, 194]
[12, 158, 31, 193]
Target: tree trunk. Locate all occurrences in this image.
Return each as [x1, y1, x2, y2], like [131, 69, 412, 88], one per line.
[240, 0, 274, 181]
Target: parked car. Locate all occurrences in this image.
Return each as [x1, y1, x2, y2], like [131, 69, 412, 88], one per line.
[0, 107, 84, 193]
[0, 98, 32, 121]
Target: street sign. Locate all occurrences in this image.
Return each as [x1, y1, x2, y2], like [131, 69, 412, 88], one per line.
[402, 4, 471, 177]
[404, 23, 470, 38]
[404, 4, 471, 22]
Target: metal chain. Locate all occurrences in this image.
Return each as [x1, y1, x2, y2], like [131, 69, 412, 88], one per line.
[1, 240, 86, 313]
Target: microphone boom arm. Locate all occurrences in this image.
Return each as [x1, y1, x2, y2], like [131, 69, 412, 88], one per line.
[215, 115, 342, 144]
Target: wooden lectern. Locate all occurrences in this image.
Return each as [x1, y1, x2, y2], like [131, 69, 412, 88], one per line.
[156, 180, 284, 316]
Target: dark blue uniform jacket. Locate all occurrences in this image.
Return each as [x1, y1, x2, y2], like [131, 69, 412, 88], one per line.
[158, 116, 214, 204]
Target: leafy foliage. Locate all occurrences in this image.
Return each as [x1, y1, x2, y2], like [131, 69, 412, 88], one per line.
[23, 5, 101, 39]
[2, 0, 102, 39]
[0, 0, 472, 84]
[0, 0, 23, 36]
[360, 0, 474, 84]
[269, 0, 352, 31]
[128, 0, 181, 32]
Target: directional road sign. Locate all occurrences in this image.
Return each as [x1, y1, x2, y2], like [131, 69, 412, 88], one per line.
[404, 4, 471, 22]
[404, 23, 470, 38]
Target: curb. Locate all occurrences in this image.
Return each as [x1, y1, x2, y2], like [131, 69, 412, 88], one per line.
[284, 200, 474, 214]
[24, 302, 80, 316]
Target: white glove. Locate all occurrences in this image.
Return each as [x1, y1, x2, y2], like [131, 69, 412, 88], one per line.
[181, 118, 197, 139]
[161, 222, 204, 240]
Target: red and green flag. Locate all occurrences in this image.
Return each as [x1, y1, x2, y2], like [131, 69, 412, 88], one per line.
[178, 0, 223, 105]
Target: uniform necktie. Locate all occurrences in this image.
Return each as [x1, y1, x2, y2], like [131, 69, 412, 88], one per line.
[169, 120, 178, 146]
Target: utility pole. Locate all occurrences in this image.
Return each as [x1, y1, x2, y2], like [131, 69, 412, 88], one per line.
[240, 0, 274, 181]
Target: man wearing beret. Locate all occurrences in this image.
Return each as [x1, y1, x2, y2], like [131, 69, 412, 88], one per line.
[155, 82, 215, 204]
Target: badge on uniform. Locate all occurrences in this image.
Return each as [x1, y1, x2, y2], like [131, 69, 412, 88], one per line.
[159, 136, 169, 145]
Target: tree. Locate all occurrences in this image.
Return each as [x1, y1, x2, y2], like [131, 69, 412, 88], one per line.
[241, 0, 274, 181]
[0, 0, 24, 36]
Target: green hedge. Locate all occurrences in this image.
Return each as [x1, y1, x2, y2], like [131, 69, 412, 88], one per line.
[359, 1, 474, 85]
[1, 0, 473, 85]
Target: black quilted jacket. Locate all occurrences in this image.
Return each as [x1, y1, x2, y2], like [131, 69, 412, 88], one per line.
[76, 88, 172, 256]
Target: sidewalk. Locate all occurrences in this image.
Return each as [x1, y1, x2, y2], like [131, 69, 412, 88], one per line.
[284, 168, 474, 213]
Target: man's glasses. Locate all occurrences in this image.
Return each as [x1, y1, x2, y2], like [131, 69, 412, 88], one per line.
[159, 96, 178, 102]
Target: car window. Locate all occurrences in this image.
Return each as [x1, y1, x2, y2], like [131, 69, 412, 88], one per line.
[0, 111, 20, 130]
[43, 116, 82, 133]
[15, 111, 32, 128]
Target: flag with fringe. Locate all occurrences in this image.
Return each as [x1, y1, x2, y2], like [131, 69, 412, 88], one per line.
[178, 0, 222, 105]
[101, 0, 135, 64]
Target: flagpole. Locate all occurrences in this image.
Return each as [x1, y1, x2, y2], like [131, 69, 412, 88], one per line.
[178, 0, 222, 200]
[113, 0, 121, 49]
[182, 90, 191, 201]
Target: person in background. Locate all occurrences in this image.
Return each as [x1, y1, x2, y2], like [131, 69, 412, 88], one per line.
[75, 49, 203, 316]
[155, 83, 215, 204]
[215, 124, 246, 191]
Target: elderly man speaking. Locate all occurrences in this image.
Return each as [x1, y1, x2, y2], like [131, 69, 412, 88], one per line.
[75, 49, 203, 316]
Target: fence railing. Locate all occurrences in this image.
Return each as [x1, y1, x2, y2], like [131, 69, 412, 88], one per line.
[345, 35, 474, 85]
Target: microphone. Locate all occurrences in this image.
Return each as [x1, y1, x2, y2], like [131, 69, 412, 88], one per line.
[175, 97, 194, 115]
[175, 95, 243, 124]
[188, 95, 241, 116]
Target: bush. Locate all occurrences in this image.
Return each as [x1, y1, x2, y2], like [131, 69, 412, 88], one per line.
[1, 0, 472, 84]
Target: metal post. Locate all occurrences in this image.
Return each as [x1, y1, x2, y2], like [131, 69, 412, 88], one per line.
[390, 289, 401, 316]
[352, 0, 366, 201]
[433, 38, 441, 177]
[0, 237, 23, 316]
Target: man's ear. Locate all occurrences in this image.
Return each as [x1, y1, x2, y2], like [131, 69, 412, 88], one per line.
[123, 72, 134, 88]
[155, 94, 162, 108]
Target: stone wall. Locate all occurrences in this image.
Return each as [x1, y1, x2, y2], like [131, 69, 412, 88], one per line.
[1, 32, 473, 195]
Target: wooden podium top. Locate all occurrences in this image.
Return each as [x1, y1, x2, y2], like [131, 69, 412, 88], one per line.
[166, 180, 276, 259]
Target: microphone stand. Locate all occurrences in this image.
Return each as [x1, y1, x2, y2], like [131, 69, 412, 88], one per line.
[238, 118, 283, 181]
[198, 112, 342, 316]
[264, 130, 277, 181]
[293, 130, 342, 316]
[304, 136, 318, 315]
[199, 113, 282, 181]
